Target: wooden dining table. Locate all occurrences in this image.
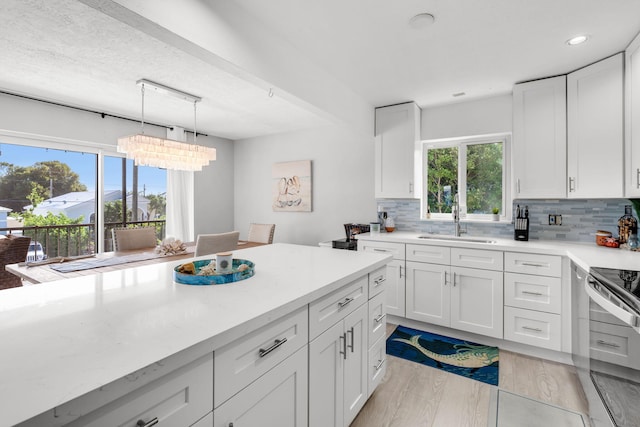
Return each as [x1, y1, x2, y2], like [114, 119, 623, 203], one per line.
[6, 240, 266, 284]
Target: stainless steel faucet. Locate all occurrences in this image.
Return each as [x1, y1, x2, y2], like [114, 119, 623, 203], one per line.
[452, 193, 464, 237]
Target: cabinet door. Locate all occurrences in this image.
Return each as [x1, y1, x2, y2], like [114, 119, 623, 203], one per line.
[309, 321, 344, 427]
[214, 346, 308, 427]
[513, 76, 567, 198]
[406, 261, 450, 327]
[450, 266, 503, 339]
[625, 33, 640, 197]
[343, 303, 368, 427]
[385, 259, 406, 317]
[568, 53, 624, 198]
[374, 102, 421, 199]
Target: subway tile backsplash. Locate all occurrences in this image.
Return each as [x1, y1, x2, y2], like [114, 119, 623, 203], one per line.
[376, 199, 633, 243]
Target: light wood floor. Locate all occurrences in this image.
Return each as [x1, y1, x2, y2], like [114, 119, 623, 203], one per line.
[350, 324, 589, 427]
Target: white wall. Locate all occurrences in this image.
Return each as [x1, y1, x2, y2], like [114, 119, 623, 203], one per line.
[234, 124, 377, 246]
[421, 94, 513, 140]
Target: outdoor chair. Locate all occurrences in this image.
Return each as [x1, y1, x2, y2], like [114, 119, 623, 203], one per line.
[247, 223, 275, 244]
[195, 231, 240, 257]
[0, 235, 31, 290]
[112, 227, 158, 251]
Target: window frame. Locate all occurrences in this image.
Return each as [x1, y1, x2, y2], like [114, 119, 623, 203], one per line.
[420, 133, 512, 222]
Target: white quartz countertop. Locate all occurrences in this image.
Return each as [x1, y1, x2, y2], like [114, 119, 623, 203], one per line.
[357, 231, 640, 271]
[0, 243, 391, 426]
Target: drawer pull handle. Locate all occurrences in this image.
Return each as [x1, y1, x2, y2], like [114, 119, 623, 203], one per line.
[340, 333, 347, 359]
[596, 339, 621, 348]
[136, 418, 159, 427]
[338, 297, 354, 308]
[522, 326, 543, 333]
[373, 248, 389, 253]
[259, 337, 288, 358]
[374, 276, 386, 285]
[522, 291, 544, 296]
[521, 262, 545, 267]
[374, 313, 386, 323]
[347, 326, 355, 352]
[374, 358, 385, 371]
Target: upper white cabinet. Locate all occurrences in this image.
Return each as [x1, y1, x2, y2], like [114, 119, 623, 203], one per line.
[374, 102, 421, 199]
[513, 76, 567, 198]
[625, 32, 640, 197]
[567, 53, 624, 198]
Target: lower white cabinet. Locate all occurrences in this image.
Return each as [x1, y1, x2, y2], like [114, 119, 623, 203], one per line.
[385, 259, 405, 317]
[309, 302, 368, 427]
[504, 306, 561, 351]
[406, 262, 503, 339]
[214, 346, 308, 427]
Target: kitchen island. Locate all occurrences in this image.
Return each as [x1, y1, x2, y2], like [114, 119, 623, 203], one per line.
[1, 243, 391, 426]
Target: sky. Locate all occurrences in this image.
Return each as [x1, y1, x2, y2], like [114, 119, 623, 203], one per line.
[0, 142, 167, 195]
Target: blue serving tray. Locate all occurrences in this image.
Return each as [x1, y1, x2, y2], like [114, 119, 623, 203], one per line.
[174, 259, 255, 285]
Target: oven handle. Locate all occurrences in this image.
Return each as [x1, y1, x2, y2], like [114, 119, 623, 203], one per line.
[585, 276, 640, 328]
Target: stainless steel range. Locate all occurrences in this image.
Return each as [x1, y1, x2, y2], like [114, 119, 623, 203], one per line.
[572, 263, 640, 427]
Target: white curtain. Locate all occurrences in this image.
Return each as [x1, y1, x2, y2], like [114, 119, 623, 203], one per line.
[165, 127, 195, 242]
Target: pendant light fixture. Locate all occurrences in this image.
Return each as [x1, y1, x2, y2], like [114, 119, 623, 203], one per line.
[117, 79, 216, 172]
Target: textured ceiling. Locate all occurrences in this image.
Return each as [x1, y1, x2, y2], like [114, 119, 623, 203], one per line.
[1, 0, 640, 141]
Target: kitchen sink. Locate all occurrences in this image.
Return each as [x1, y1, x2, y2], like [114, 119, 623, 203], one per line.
[417, 235, 498, 244]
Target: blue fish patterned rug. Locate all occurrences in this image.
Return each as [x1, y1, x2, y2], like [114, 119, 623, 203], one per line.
[386, 325, 499, 386]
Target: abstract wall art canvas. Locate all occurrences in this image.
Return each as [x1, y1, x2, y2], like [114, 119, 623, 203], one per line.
[272, 160, 312, 212]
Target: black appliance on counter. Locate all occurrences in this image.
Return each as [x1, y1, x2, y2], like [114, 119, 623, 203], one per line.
[331, 223, 371, 250]
[572, 264, 640, 427]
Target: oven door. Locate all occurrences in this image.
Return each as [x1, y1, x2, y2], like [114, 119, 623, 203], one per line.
[574, 263, 640, 427]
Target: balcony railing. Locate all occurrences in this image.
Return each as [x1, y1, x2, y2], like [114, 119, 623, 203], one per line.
[0, 220, 166, 260]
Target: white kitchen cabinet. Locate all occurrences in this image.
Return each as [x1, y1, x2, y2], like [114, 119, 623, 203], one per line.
[512, 75, 567, 198]
[406, 249, 504, 339]
[309, 302, 368, 427]
[567, 53, 624, 198]
[359, 240, 406, 317]
[625, 32, 640, 196]
[214, 346, 308, 427]
[374, 102, 421, 199]
[504, 306, 561, 350]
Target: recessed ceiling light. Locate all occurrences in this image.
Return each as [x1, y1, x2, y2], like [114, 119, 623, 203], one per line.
[566, 35, 589, 46]
[409, 13, 435, 29]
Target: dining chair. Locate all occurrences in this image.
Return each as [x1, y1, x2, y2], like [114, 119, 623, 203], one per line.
[112, 227, 158, 251]
[0, 235, 31, 290]
[195, 231, 240, 257]
[247, 223, 275, 244]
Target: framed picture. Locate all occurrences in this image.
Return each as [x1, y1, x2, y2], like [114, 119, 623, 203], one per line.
[272, 160, 312, 212]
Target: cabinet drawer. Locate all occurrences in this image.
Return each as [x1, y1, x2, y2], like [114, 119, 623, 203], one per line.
[368, 291, 386, 345]
[368, 336, 387, 397]
[504, 306, 561, 351]
[65, 353, 213, 427]
[406, 244, 451, 265]
[358, 240, 405, 260]
[369, 265, 387, 298]
[590, 320, 640, 370]
[504, 272, 561, 314]
[214, 306, 308, 407]
[451, 248, 503, 271]
[504, 252, 561, 277]
[309, 276, 368, 340]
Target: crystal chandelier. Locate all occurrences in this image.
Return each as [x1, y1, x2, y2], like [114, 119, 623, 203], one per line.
[117, 79, 216, 172]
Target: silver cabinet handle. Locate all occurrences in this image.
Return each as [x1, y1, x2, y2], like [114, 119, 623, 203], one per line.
[259, 338, 287, 358]
[374, 313, 386, 323]
[136, 418, 159, 427]
[442, 271, 447, 286]
[637, 168, 640, 189]
[569, 177, 575, 192]
[373, 248, 389, 253]
[452, 272, 457, 287]
[374, 358, 385, 371]
[596, 340, 621, 348]
[340, 333, 347, 359]
[517, 178, 521, 194]
[347, 326, 355, 353]
[399, 265, 404, 278]
[522, 326, 543, 332]
[409, 182, 413, 193]
[521, 262, 545, 267]
[522, 291, 544, 296]
[374, 276, 386, 285]
[338, 297, 354, 308]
